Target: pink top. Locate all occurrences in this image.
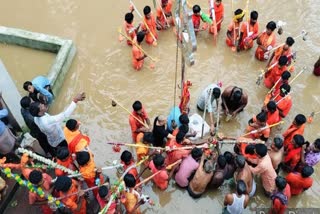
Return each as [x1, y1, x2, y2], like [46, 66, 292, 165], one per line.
[175, 155, 199, 187]
[96, 194, 117, 214]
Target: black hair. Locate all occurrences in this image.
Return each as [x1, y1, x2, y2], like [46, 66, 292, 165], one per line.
[274, 137, 284, 149]
[192, 5, 201, 13]
[143, 6, 151, 15]
[98, 186, 109, 198]
[153, 154, 165, 167]
[245, 144, 255, 155]
[120, 150, 132, 165]
[293, 134, 305, 147]
[217, 155, 226, 168]
[301, 166, 314, 178]
[212, 87, 221, 99]
[255, 144, 268, 157]
[314, 139, 320, 150]
[236, 180, 247, 195]
[191, 147, 203, 160]
[20, 96, 31, 109]
[267, 101, 277, 112]
[125, 12, 134, 24]
[275, 176, 287, 191]
[179, 114, 189, 125]
[233, 90, 242, 102]
[55, 176, 72, 192]
[124, 173, 136, 188]
[179, 124, 189, 134]
[66, 119, 78, 131]
[250, 11, 258, 20]
[29, 170, 43, 185]
[281, 71, 291, 80]
[278, 56, 288, 66]
[294, 114, 307, 126]
[234, 9, 243, 16]
[279, 84, 291, 96]
[23, 81, 32, 91]
[266, 21, 277, 31]
[132, 101, 142, 112]
[136, 31, 145, 43]
[256, 111, 267, 123]
[143, 132, 154, 144]
[176, 130, 186, 144]
[223, 151, 234, 164]
[56, 147, 70, 160]
[76, 151, 90, 166]
[29, 102, 41, 117]
[235, 155, 245, 168]
[286, 37, 295, 46]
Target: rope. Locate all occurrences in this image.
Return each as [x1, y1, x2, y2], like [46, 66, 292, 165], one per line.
[173, 0, 181, 113]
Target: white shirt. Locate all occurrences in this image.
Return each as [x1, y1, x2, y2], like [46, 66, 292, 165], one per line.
[34, 101, 77, 147]
[197, 83, 220, 113]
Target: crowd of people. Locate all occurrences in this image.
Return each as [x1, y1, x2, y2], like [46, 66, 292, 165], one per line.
[0, 0, 319, 214]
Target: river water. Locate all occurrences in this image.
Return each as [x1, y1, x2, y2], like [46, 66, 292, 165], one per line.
[1, 0, 320, 213]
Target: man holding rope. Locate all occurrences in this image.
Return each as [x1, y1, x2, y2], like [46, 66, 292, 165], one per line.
[129, 101, 151, 142]
[156, 0, 173, 30]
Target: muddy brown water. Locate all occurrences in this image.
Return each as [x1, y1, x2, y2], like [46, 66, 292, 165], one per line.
[1, 0, 320, 213]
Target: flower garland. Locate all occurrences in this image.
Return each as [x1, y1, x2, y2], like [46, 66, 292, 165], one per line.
[17, 148, 78, 175]
[2, 168, 63, 208]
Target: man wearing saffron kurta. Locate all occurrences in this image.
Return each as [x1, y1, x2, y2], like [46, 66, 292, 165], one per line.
[156, 0, 173, 30]
[267, 37, 295, 70]
[129, 101, 151, 142]
[255, 21, 277, 61]
[212, 0, 224, 32]
[238, 11, 259, 51]
[124, 12, 140, 46]
[226, 9, 245, 49]
[282, 114, 306, 149]
[141, 6, 158, 45]
[264, 56, 288, 89]
[275, 84, 292, 118]
[132, 32, 147, 71]
[64, 119, 90, 154]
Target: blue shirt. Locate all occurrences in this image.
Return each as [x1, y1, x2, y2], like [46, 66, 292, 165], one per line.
[0, 109, 8, 135]
[32, 76, 53, 104]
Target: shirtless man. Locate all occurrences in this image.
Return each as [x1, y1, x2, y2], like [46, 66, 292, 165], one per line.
[188, 153, 216, 198]
[234, 155, 256, 197]
[221, 86, 248, 119]
[210, 155, 226, 188]
[268, 135, 284, 173]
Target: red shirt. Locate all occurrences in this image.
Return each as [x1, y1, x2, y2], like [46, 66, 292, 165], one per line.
[267, 109, 281, 125]
[286, 172, 313, 195]
[149, 160, 169, 190]
[129, 106, 149, 141]
[192, 14, 201, 30]
[271, 184, 291, 214]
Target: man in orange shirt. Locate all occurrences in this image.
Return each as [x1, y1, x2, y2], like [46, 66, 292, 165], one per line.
[165, 131, 191, 165]
[226, 9, 245, 49]
[265, 101, 281, 126]
[246, 111, 270, 141]
[124, 12, 140, 46]
[283, 134, 305, 172]
[129, 101, 151, 142]
[264, 56, 288, 89]
[255, 21, 277, 61]
[64, 119, 90, 154]
[156, 0, 173, 30]
[132, 32, 147, 71]
[120, 174, 141, 214]
[55, 147, 77, 177]
[267, 37, 295, 69]
[286, 165, 314, 195]
[55, 176, 86, 214]
[238, 11, 259, 51]
[149, 154, 172, 190]
[209, 0, 224, 32]
[120, 150, 140, 183]
[270, 176, 291, 214]
[136, 132, 153, 161]
[282, 114, 306, 148]
[275, 83, 292, 118]
[28, 170, 53, 214]
[141, 6, 158, 45]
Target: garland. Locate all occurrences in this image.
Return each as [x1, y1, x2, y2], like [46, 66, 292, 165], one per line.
[2, 168, 63, 208]
[17, 148, 78, 175]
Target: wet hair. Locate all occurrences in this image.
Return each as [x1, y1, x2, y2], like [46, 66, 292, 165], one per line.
[179, 114, 189, 125]
[143, 6, 151, 15]
[267, 101, 277, 113]
[212, 87, 221, 99]
[29, 170, 43, 185]
[224, 151, 234, 164]
[20, 96, 31, 109]
[245, 144, 255, 155]
[29, 102, 41, 117]
[55, 176, 72, 192]
[314, 139, 320, 150]
[278, 56, 288, 66]
[179, 124, 189, 134]
[293, 134, 305, 147]
[255, 144, 268, 157]
[250, 11, 258, 20]
[125, 12, 134, 24]
[294, 114, 307, 125]
[132, 101, 142, 112]
[275, 176, 287, 191]
[76, 151, 90, 166]
[236, 180, 247, 195]
[234, 9, 243, 16]
[235, 155, 245, 168]
[120, 150, 132, 165]
[66, 119, 78, 131]
[266, 21, 277, 31]
[256, 111, 267, 123]
[98, 186, 109, 198]
[274, 136, 284, 150]
[136, 31, 145, 43]
[301, 166, 314, 178]
[176, 131, 186, 144]
[233, 90, 242, 102]
[204, 159, 214, 173]
[124, 173, 136, 188]
[153, 154, 165, 167]
[286, 37, 295, 46]
[143, 132, 154, 144]
[56, 147, 70, 160]
[23, 81, 32, 91]
[191, 147, 203, 160]
[192, 5, 201, 13]
[281, 71, 291, 80]
[217, 155, 226, 168]
[280, 84, 291, 96]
